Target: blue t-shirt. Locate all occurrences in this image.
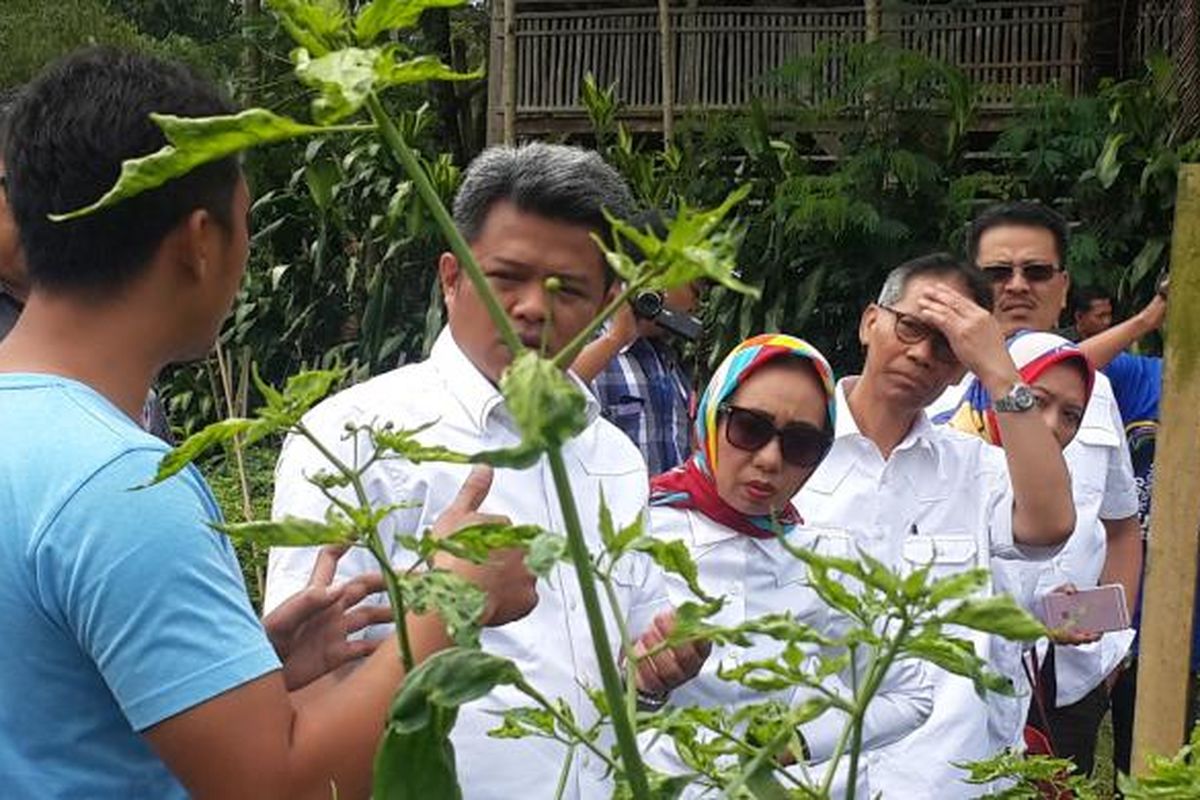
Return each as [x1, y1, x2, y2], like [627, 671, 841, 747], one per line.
[1102, 351, 1162, 427]
[0, 374, 280, 797]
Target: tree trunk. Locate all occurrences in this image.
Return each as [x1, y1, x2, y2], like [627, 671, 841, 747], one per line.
[864, 0, 881, 43]
[241, 0, 261, 106]
[421, 9, 468, 165]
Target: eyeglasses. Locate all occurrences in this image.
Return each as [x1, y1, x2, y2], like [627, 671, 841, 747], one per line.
[718, 403, 832, 468]
[978, 262, 1063, 285]
[876, 304, 957, 364]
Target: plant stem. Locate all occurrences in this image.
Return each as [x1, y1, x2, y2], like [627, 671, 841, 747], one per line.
[295, 422, 416, 671]
[546, 448, 652, 799]
[552, 277, 648, 369]
[598, 568, 640, 718]
[364, 92, 523, 358]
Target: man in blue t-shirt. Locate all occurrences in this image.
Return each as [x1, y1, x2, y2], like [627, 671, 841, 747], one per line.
[0, 48, 536, 798]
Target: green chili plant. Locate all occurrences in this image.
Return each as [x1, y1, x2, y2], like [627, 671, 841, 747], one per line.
[59, 2, 1050, 798]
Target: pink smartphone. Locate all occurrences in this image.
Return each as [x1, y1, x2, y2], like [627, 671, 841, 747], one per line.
[1040, 584, 1131, 633]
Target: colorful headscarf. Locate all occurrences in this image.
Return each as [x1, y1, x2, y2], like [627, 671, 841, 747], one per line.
[650, 333, 837, 539]
[933, 330, 1095, 446]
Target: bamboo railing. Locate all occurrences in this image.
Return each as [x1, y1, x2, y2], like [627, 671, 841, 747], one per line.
[491, 1, 1084, 135]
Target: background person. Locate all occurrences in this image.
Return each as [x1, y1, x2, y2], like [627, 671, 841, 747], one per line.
[796, 252, 1075, 798]
[0, 46, 536, 800]
[646, 333, 932, 798]
[931, 201, 1142, 778]
[264, 142, 709, 800]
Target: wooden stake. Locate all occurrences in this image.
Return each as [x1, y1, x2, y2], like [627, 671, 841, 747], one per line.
[658, 0, 675, 148]
[503, 0, 517, 145]
[1131, 163, 1200, 772]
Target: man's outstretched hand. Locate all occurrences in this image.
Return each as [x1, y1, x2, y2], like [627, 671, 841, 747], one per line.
[263, 545, 393, 691]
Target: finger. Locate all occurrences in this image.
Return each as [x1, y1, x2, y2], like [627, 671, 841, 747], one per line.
[263, 584, 343, 635]
[340, 572, 388, 607]
[340, 637, 383, 661]
[309, 544, 351, 587]
[636, 656, 669, 696]
[343, 603, 395, 635]
[446, 465, 495, 517]
[646, 647, 690, 692]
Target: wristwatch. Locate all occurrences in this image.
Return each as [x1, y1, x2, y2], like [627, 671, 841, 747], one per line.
[993, 381, 1036, 413]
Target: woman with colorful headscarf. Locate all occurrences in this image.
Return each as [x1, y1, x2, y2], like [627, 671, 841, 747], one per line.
[643, 334, 932, 797]
[936, 331, 1134, 761]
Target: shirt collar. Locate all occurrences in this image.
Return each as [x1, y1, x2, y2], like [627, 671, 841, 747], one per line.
[682, 506, 808, 567]
[429, 327, 601, 435]
[833, 376, 937, 457]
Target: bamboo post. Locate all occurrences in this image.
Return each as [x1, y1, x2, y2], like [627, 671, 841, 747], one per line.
[865, 0, 882, 43]
[1131, 163, 1200, 772]
[503, 0, 517, 145]
[658, 0, 675, 148]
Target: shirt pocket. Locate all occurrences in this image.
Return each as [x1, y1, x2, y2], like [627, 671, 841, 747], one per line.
[902, 534, 980, 581]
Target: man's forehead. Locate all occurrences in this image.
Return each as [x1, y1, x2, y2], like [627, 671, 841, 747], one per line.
[977, 224, 1059, 257]
[895, 273, 968, 306]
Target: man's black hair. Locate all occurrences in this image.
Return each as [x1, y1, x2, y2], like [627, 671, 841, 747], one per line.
[1071, 284, 1112, 317]
[967, 202, 1070, 269]
[4, 47, 240, 296]
[877, 252, 994, 311]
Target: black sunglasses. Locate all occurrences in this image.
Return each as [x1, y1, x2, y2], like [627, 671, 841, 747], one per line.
[978, 262, 1063, 285]
[718, 403, 832, 468]
[876, 304, 957, 364]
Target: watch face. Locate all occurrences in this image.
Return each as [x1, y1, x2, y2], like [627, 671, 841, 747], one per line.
[1013, 384, 1036, 410]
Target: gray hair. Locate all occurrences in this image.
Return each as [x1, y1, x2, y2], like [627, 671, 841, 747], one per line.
[452, 142, 634, 243]
[876, 252, 993, 310]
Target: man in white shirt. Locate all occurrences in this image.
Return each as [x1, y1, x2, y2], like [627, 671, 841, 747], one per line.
[929, 202, 1141, 777]
[264, 143, 707, 799]
[796, 252, 1076, 798]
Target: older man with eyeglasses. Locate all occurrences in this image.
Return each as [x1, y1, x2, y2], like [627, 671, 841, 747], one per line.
[795, 252, 1075, 798]
[928, 202, 1141, 780]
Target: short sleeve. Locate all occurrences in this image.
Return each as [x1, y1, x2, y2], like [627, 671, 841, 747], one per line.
[1098, 396, 1139, 521]
[35, 451, 280, 732]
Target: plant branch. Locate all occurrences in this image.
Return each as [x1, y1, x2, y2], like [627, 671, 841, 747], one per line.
[552, 277, 649, 369]
[364, 92, 523, 358]
[546, 448, 652, 799]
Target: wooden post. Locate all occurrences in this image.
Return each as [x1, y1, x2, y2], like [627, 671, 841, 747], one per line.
[865, 0, 882, 43]
[1131, 163, 1200, 772]
[658, 0, 675, 148]
[503, 0, 517, 145]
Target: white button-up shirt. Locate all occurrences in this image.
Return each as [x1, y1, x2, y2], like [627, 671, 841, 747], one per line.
[930, 371, 1138, 706]
[796, 378, 1042, 798]
[645, 506, 933, 798]
[265, 329, 670, 800]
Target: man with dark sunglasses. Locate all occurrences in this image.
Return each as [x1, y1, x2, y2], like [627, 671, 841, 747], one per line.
[797, 252, 1076, 798]
[927, 202, 1142, 781]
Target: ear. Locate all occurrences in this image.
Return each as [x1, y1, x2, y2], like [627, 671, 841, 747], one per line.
[175, 208, 217, 285]
[1059, 271, 1071, 312]
[858, 304, 877, 348]
[438, 251, 461, 301]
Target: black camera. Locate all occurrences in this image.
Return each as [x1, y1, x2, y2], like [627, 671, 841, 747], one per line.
[631, 291, 703, 341]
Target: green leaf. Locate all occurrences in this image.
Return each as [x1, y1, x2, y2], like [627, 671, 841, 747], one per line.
[1095, 132, 1130, 189]
[374, 705, 461, 800]
[903, 635, 1014, 698]
[630, 535, 715, 603]
[468, 442, 545, 470]
[389, 647, 524, 733]
[294, 46, 481, 124]
[355, 0, 467, 45]
[525, 531, 568, 576]
[212, 515, 356, 547]
[940, 596, 1046, 642]
[604, 185, 760, 297]
[1128, 237, 1167, 290]
[401, 570, 487, 647]
[372, 422, 473, 465]
[500, 351, 588, 452]
[487, 706, 559, 740]
[146, 417, 266, 485]
[267, 0, 350, 56]
[927, 568, 990, 606]
[52, 110, 335, 220]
